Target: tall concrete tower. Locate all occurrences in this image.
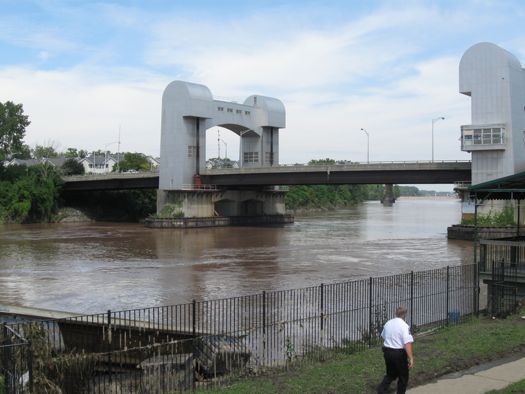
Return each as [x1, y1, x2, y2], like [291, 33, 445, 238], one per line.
[459, 42, 525, 185]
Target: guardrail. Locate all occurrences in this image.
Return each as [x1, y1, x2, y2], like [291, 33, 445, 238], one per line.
[278, 160, 471, 166]
[180, 184, 218, 191]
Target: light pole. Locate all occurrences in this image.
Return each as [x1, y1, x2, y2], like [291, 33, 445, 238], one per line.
[360, 128, 370, 164]
[432, 117, 445, 162]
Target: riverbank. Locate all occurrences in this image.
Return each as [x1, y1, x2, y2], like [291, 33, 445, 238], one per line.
[207, 310, 525, 393]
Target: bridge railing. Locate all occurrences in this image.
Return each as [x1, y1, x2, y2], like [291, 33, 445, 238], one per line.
[277, 160, 471, 166]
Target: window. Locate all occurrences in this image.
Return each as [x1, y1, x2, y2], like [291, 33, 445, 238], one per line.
[227, 108, 233, 113]
[482, 129, 492, 144]
[218, 106, 224, 111]
[236, 109, 242, 114]
[473, 129, 482, 144]
[245, 111, 251, 115]
[462, 126, 505, 147]
[243, 152, 259, 163]
[265, 152, 274, 164]
[187, 145, 198, 158]
[492, 128, 502, 144]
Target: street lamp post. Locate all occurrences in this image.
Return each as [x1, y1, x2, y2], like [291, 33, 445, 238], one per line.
[432, 117, 445, 162]
[360, 128, 370, 164]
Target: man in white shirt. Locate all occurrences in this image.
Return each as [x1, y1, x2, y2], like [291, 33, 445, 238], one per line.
[377, 306, 414, 394]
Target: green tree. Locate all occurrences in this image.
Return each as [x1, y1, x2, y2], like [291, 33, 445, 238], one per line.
[0, 163, 61, 223]
[61, 158, 85, 175]
[32, 144, 58, 159]
[64, 148, 88, 159]
[308, 158, 336, 165]
[207, 157, 236, 168]
[0, 101, 30, 161]
[114, 152, 150, 172]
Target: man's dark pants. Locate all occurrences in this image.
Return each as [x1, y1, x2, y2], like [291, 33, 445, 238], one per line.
[377, 347, 409, 394]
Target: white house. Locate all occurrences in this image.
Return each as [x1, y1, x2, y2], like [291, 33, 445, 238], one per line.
[79, 154, 121, 174]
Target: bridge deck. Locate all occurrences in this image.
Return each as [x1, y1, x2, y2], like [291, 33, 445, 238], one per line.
[62, 161, 472, 191]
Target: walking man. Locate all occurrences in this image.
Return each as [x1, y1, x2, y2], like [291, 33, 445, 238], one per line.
[377, 306, 414, 394]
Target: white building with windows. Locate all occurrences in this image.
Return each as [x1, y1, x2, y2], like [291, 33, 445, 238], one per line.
[79, 154, 120, 174]
[459, 42, 525, 185]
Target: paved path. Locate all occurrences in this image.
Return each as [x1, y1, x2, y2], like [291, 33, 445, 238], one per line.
[408, 355, 525, 393]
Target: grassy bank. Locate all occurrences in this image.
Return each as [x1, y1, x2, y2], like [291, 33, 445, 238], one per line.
[205, 311, 525, 393]
[488, 378, 525, 393]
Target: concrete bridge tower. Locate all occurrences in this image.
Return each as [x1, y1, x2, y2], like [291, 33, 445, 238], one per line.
[154, 81, 290, 226]
[459, 42, 525, 184]
[458, 42, 525, 219]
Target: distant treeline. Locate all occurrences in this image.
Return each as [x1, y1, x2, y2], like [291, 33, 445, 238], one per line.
[285, 159, 382, 210]
[284, 159, 452, 210]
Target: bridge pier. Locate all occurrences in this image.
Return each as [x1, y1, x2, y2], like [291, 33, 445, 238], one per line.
[381, 184, 396, 206]
[150, 188, 292, 228]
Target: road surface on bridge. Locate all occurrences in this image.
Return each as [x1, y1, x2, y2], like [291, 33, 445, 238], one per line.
[62, 161, 471, 191]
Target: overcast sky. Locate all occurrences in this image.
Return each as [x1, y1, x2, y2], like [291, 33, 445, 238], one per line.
[1, 0, 524, 190]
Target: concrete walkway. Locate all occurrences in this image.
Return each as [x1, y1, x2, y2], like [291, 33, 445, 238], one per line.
[408, 355, 525, 394]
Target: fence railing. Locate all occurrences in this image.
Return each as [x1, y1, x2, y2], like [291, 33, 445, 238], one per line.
[1, 264, 478, 393]
[1, 324, 33, 394]
[478, 237, 525, 273]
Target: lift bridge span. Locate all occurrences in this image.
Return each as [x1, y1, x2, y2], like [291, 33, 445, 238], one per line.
[62, 161, 471, 192]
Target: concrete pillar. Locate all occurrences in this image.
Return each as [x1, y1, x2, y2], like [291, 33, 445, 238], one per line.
[382, 184, 395, 206]
[157, 189, 287, 218]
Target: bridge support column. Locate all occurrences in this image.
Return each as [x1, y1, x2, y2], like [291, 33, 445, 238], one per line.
[382, 184, 396, 206]
[150, 188, 292, 228]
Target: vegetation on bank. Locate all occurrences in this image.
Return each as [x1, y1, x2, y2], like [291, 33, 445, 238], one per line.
[461, 206, 515, 227]
[284, 159, 385, 210]
[0, 163, 62, 223]
[205, 310, 525, 393]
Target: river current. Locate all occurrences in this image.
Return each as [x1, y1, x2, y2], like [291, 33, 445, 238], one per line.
[0, 198, 472, 314]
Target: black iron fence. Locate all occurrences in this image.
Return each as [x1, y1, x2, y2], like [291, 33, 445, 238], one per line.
[478, 236, 525, 273]
[1, 324, 33, 393]
[1, 264, 478, 393]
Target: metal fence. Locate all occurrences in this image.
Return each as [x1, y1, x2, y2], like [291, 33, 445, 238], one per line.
[1, 324, 33, 393]
[1, 264, 478, 393]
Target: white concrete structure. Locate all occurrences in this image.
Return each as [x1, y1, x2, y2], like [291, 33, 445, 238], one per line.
[159, 81, 285, 190]
[459, 42, 525, 185]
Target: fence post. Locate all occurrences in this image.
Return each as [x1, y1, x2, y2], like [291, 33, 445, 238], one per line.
[107, 309, 112, 383]
[410, 271, 414, 331]
[262, 291, 267, 364]
[320, 283, 324, 350]
[192, 299, 196, 391]
[446, 266, 450, 326]
[474, 201, 480, 317]
[368, 277, 373, 348]
[28, 339, 34, 393]
[2, 323, 10, 393]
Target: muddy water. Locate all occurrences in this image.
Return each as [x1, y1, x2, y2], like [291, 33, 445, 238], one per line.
[0, 198, 472, 314]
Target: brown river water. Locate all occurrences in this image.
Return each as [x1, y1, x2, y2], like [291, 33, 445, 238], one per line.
[0, 198, 472, 314]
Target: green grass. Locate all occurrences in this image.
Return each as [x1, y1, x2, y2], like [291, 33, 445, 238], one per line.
[486, 378, 525, 393]
[201, 312, 525, 393]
